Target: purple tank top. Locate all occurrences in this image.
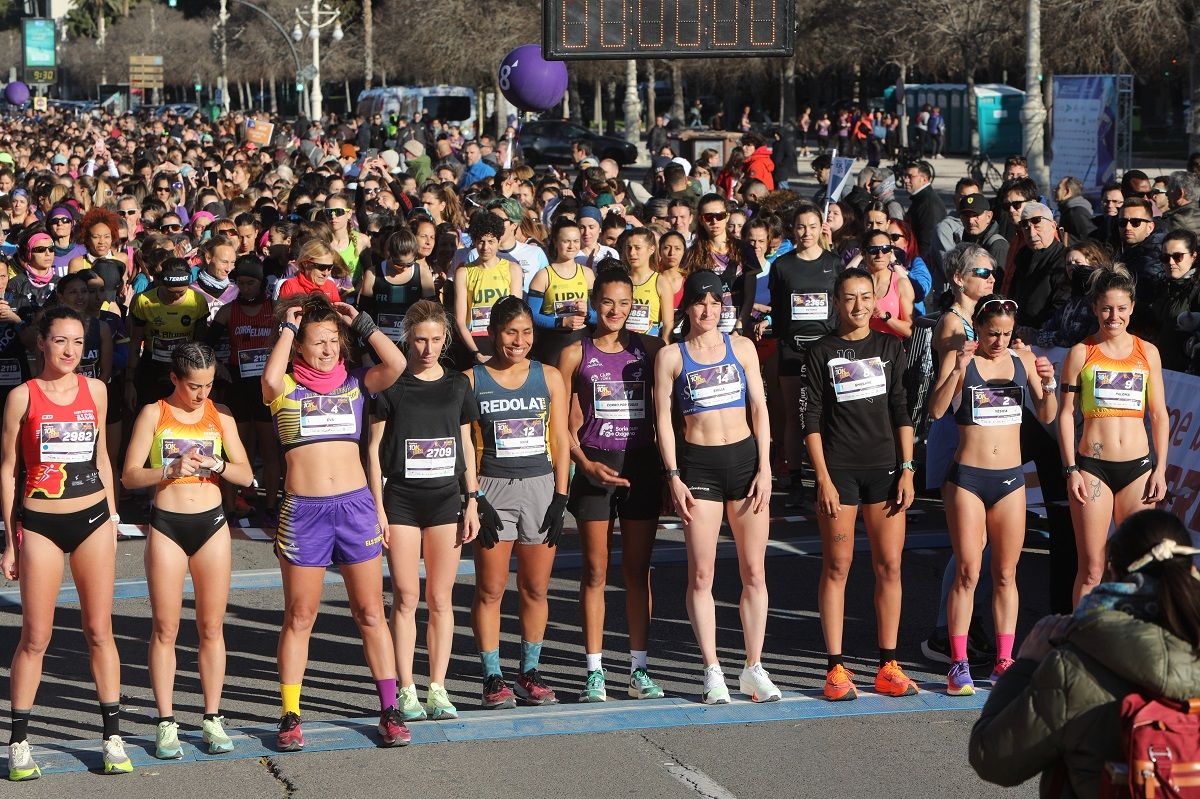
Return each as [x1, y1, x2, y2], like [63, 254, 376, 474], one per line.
[576, 336, 653, 451]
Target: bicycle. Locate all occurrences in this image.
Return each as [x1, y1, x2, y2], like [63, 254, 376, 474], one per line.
[966, 150, 1003, 192]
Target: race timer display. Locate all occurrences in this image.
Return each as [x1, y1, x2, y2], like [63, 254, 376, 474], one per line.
[544, 0, 795, 60]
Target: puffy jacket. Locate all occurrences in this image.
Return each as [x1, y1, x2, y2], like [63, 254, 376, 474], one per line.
[1164, 203, 1200, 235]
[970, 608, 1200, 799]
[744, 146, 775, 191]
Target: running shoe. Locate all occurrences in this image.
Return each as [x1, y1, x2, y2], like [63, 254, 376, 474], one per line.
[7, 740, 40, 781]
[481, 674, 516, 710]
[922, 628, 994, 666]
[968, 618, 996, 660]
[947, 659, 975, 696]
[397, 685, 428, 722]
[628, 668, 665, 700]
[989, 658, 1015, 683]
[514, 669, 558, 705]
[738, 663, 782, 702]
[202, 716, 234, 754]
[102, 735, 133, 774]
[155, 720, 183, 759]
[874, 660, 919, 697]
[702, 665, 730, 705]
[920, 631, 952, 665]
[578, 669, 607, 703]
[425, 683, 458, 720]
[377, 707, 411, 747]
[277, 712, 304, 751]
[823, 664, 858, 702]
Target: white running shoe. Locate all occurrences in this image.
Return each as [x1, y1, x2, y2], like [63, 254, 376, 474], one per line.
[739, 662, 782, 702]
[102, 735, 133, 774]
[7, 740, 40, 781]
[702, 665, 730, 705]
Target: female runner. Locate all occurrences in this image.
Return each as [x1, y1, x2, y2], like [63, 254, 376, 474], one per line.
[367, 300, 481, 721]
[262, 293, 410, 749]
[324, 193, 371, 285]
[122, 344, 253, 758]
[624, 228, 675, 342]
[453, 213, 523, 368]
[469, 296, 570, 709]
[653, 270, 779, 704]
[928, 296, 1057, 695]
[1057, 265, 1168, 603]
[360, 228, 437, 344]
[803, 267, 917, 701]
[528, 219, 594, 367]
[558, 269, 665, 702]
[1, 307, 126, 779]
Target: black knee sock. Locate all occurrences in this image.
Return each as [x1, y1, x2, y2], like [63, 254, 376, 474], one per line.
[827, 653, 844, 670]
[878, 648, 897, 667]
[9, 709, 30, 745]
[158, 715, 175, 725]
[203, 712, 219, 722]
[100, 702, 120, 739]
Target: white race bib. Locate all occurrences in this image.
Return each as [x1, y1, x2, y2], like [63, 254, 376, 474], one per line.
[686, 364, 742, 407]
[626, 303, 651, 333]
[493, 417, 545, 458]
[470, 304, 492, 334]
[39, 421, 97, 463]
[593, 380, 645, 420]
[791, 293, 828, 321]
[718, 290, 736, 333]
[1093, 369, 1146, 411]
[238, 348, 269, 378]
[829, 357, 886, 402]
[970, 385, 1024, 426]
[0, 358, 20, 387]
[299, 395, 356, 436]
[404, 437, 456, 479]
[160, 437, 217, 478]
[378, 313, 405, 343]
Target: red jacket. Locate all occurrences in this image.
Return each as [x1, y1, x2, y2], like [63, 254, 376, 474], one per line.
[744, 146, 776, 191]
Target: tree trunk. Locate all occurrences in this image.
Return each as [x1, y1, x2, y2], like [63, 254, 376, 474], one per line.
[965, 53, 980, 156]
[852, 62, 861, 106]
[898, 63, 909, 149]
[344, 78, 352, 114]
[1190, 4, 1200, 154]
[236, 80, 245, 111]
[670, 62, 685, 123]
[363, 0, 374, 90]
[380, 68, 386, 88]
[604, 80, 617, 135]
[622, 60, 641, 144]
[568, 71, 582, 125]
[646, 60, 656, 129]
[593, 76, 603, 132]
[269, 71, 277, 115]
[778, 58, 797, 182]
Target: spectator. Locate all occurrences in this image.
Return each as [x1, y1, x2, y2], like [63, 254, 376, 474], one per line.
[903, 160, 946, 262]
[1053, 176, 1097, 243]
[1118, 197, 1164, 336]
[1007, 202, 1068, 338]
[1151, 175, 1171, 215]
[995, 177, 1039, 242]
[928, 106, 945, 159]
[647, 115, 669, 156]
[1153, 229, 1200, 372]
[970, 509, 1200, 799]
[740, 134, 775, 191]
[1164, 169, 1200, 235]
[958, 194, 1009, 278]
[810, 152, 832, 208]
[1090, 181, 1125, 250]
[1036, 241, 1109, 349]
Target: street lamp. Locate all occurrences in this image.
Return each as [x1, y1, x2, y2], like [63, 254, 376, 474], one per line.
[295, 0, 343, 121]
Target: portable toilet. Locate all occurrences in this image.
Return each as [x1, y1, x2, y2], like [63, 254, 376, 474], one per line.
[974, 84, 1024, 157]
[883, 83, 1024, 155]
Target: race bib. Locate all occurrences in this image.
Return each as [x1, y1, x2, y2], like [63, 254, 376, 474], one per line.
[791, 293, 828, 321]
[160, 437, 216, 478]
[78, 362, 99, 379]
[470, 304, 492, 334]
[0, 358, 20, 387]
[829, 357, 886, 402]
[404, 437, 456, 479]
[39, 421, 96, 463]
[493, 417, 545, 458]
[970, 385, 1024, 426]
[238, 348, 269, 378]
[626, 303, 651, 333]
[152, 333, 186, 363]
[718, 291, 736, 333]
[686, 364, 742, 407]
[299, 395, 357, 437]
[1093, 369, 1146, 411]
[378, 313, 405, 344]
[553, 298, 585, 319]
[593, 380, 645, 420]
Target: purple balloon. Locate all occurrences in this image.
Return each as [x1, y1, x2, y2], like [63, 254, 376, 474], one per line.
[498, 45, 568, 113]
[4, 81, 29, 106]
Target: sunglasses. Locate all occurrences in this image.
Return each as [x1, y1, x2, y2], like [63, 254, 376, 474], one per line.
[1120, 218, 1151, 228]
[29, 246, 53, 254]
[1019, 216, 1048, 229]
[702, 211, 728, 223]
[363, 187, 380, 195]
[1161, 251, 1191, 264]
[1126, 191, 1151, 200]
[322, 207, 349, 218]
[970, 267, 998, 279]
[307, 260, 335, 271]
[977, 298, 1018, 316]
[155, 186, 172, 192]
[49, 216, 72, 225]
[865, 244, 893, 255]
[161, 223, 182, 232]
[1151, 188, 1168, 196]
[887, 233, 905, 242]
[118, 209, 138, 216]
[1002, 200, 1027, 211]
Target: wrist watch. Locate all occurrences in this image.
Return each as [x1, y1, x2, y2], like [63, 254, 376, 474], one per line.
[899, 460, 915, 472]
[881, 311, 893, 322]
[1063, 464, 1080, 477]
[663, 468, 681, 478]
[280, 321, 300, 336]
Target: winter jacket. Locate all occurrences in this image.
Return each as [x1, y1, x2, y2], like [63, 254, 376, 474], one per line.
[1009, 239, 1069, 330]
[1057, 195, 1096, 243]
[905, 184, 947, 263]
[743, 146, 775, 191]
[970, 607, 1200, 799]
[1151, 270, 1200, 371]
[405, 154, 432, 186]
[1122, 232, 1166, 337]
[1164, 202, 1200, 236]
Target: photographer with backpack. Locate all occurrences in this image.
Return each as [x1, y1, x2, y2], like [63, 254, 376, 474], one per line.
[969, 509, 1200, 798]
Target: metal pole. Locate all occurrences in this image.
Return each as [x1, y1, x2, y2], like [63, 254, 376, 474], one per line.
[219, 0, 229, 113]
[310, 0, 321, 120]
[1021, 0, 1049, 191]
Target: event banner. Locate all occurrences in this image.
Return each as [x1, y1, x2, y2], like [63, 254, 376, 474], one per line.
[1050, 75, 1118, 193]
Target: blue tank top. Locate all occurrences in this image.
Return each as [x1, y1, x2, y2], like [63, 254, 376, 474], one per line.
[953, 353, 1026, 427]
[473, 361, 553, 478]
[269, 367, 368, 451]
[673, 333, 748, 416]
[576, 335, 653, 451]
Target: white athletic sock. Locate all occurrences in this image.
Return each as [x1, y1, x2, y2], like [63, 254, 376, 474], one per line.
[630, 650, 648, 673]
[586, 652, 603, 672]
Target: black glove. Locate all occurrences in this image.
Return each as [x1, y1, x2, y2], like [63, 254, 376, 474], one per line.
[539, 492, 569, 547]
[350, 310, 380, 340]
[475, 494, 502, 549]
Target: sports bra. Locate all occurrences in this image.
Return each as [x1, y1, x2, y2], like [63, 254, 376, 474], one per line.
[21, 374, 102, 500]
[629, 272, 661, 335]
[673, 333, 748, 416]
[1079, 335, 1151, 419]
[269, 368, 368, 452]
[953, 352, 1026, 427]
[149, 399, 224, 487]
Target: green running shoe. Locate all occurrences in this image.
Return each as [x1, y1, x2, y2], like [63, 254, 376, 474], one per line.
[425, 682, 458, 720]
[7, 740, 40, 781]
[628, 668, 665, 699]
[202, 715, 234, 754]
[103, 735, 133, 774]
[578, 669, 607, 703]
[398, 684, 427, 722]
[155, 721, 182, 760]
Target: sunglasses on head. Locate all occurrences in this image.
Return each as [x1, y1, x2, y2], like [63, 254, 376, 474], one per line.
[865, 244, 893, 255]
[976, 298, 1018, 316]
[1120, 217, 1151, 228]
[1161, 251, 1191, 264]
[702, 211, 728, 223]
[323, 207, 348, 218]
[970, 267, 997, 279]
[1019, 216, 1048, 229]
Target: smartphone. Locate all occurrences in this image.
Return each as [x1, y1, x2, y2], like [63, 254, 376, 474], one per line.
[365, 148, 379, 159]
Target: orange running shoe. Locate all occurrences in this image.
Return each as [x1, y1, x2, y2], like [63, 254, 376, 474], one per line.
[874, 660, 919, 697]
[823, 664, 858, 701]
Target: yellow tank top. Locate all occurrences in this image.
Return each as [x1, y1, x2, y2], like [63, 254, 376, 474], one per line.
[465, 259, 513, 336]
[149, 399, 224, 487]
[628, 271, 660, 334]
[542, 263, 589, 321]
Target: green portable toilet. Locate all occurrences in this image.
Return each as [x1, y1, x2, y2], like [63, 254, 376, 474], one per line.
[974, 84, 1024, 157]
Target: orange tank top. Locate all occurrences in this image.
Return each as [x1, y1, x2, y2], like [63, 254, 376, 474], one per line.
[1079, 335, 1151, 419]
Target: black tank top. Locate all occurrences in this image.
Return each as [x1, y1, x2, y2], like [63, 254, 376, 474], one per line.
[372, 260, 424, 343]
[953, 353, 1026, 428]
